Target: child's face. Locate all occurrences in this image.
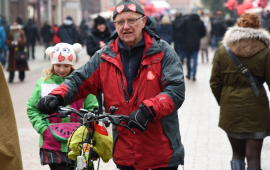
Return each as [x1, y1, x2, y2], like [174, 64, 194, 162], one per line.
[53, 64, 72, 78]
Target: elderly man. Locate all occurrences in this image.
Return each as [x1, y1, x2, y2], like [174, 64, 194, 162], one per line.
[37, 0, 185, 169]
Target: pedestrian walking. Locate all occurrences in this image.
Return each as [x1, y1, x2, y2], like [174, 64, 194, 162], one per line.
[200, 11, 211, 63]
[211, 11, 227, 50]
[16, 15, 24, 28]
[0, 15, 9, 67]
[23, 19, 40, 59]
[86, 15, 111, 57]
[86, 14, 111, 115]
[52, 24, 61, 45]
[57, 16, 80, 45]
[6, 22, 29, 83]
[41, 21, 54, 59]
[37, 0, 185, 169]
[79, 19, 89, 46]
[27, 42, 98, 170]
[0, 64, 23, 170]
[181, 9, 206, 81]
[172, 12, 185, 64]
[210, 13, 270, 170]
[0, 17, 6, 66]
[157, 15, 173, 45]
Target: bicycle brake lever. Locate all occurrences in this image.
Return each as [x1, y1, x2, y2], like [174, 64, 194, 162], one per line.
[117, 124, 135, 134]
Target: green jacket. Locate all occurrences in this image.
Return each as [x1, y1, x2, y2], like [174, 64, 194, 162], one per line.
[27, 74, 98, 152]
[210, 26, 270, 132]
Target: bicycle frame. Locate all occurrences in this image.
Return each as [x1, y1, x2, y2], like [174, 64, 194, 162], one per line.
[42, 106, 134, 170]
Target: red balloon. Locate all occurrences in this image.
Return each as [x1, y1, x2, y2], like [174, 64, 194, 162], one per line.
[237, 4, 246, 16]
[226, 0, 238, 10]
[258, 0, 268, 8]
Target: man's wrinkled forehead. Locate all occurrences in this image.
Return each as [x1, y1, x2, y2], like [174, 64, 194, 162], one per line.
[114, 11, 141, 21]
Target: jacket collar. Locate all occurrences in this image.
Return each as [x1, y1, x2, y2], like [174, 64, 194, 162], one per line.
[222, 26, 270, 47]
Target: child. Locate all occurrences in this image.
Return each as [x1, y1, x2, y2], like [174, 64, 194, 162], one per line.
[26, 43, 98, 170]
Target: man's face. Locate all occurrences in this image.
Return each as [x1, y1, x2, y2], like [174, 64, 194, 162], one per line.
[114, 11, 146, 48]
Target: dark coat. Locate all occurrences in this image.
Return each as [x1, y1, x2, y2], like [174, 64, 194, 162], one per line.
[6, 30, 29, 72]
[172, 15, 185, 39]
[41, 24, 54, 42]
[211, 17, 227, 37]
[157, 24, 173, 44]
[0, 65, 23, 170]
[86, 27, 111, 56]
[79, 20, 89, 45]
[57, 23, 79, 45]
[181, 14, 206, 51]
[23, 20, 40, 43]
[210, 26, 270, 133]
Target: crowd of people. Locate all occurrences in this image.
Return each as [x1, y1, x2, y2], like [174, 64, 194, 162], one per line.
[2, 0, 270, 170]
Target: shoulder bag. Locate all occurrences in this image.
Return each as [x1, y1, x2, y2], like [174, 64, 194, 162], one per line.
[15, 48, 28, 61]
[224, 43, 263, 97]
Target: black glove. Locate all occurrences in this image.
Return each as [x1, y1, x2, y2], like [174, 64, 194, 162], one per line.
[127, 104, 154, 132]
[37, 95, 62, 115]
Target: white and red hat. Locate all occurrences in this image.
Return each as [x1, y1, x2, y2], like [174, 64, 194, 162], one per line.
[45, 43, 82, 66]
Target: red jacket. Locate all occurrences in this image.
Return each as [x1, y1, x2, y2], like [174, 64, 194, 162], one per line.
[50, 25, 185, 169]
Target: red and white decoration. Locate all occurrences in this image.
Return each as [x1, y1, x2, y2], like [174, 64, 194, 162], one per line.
[226, 0, 268, 16]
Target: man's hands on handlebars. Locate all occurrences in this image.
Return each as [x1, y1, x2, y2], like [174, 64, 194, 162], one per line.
[127, 104, 154, 132]
[37, 95, 63, 115]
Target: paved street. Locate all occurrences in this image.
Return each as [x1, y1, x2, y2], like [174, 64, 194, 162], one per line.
[4, 45, 270, 170]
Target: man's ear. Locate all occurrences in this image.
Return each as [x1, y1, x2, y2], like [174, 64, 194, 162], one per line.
[142, 16, 147, 28]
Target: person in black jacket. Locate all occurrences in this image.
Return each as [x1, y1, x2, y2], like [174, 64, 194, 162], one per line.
[172, 12, 185, 64]
[23, 19, 40, 59]
[211, 11, 227, 49]
[86, 15, 111, 57]
[86, 15, 111, 115]
[79, 19, 89, 46]
[181, 10, 206, 81]
[41, 21, 54, 59]
[57, 16, 80, 45]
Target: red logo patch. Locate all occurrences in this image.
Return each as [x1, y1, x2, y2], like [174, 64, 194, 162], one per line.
[58, 55, 65, 62]
[147, 71, 155, 80]
[127, 4, 136, 12]
[68, 54, 73, 61]
[116, 5, 125, 14]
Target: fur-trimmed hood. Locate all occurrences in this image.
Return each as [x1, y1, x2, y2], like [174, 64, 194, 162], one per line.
[222, 26, 270, 57]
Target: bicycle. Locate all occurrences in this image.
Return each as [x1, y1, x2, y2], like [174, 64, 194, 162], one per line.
[42, 106, 135, 170]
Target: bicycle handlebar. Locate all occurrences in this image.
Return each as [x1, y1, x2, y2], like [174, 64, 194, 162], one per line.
[42, 106, 135, 134]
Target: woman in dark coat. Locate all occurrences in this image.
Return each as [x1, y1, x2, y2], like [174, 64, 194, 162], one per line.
[86, 15, 111, 57]
[210, 13, 270, 170]
[157, 15, 174, 45]
[6, 22, 28, 83]
[86, 15, 111, 115]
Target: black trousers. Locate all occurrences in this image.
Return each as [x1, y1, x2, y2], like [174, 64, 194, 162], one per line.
[119, 166, 178, 170]
[27, 42, 36, 59]
[9, 71, 25, 82]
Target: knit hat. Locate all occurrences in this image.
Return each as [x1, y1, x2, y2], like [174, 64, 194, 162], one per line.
[66, 16, 73, 21]
[94, 15, 106, 25]
[45, 43, 82, 66]
[113, 0, 145, 20]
